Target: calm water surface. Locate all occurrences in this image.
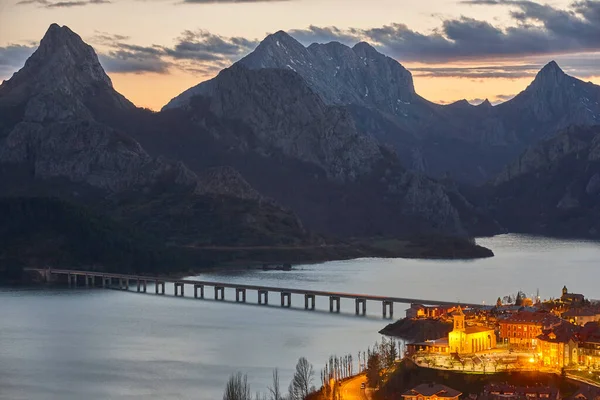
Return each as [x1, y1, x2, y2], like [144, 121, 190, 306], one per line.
[1, 234, 599, 399]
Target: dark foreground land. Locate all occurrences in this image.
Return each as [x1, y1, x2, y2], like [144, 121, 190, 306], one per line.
[377, 360, 578, 400]
[380, 318, 453, 343]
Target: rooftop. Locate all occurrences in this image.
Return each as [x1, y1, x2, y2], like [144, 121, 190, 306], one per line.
[465, 325, 495, 334]
[500, 312, 561, 326]
[403, 384, 462, 398]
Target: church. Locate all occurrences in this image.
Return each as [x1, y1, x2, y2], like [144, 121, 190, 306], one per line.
[406, 307, 497, 355]
[448, 307, 497, 354]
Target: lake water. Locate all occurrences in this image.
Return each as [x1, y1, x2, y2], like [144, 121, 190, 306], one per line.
[1, 234, 599, 400]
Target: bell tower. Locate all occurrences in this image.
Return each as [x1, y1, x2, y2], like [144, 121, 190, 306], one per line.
[562, 286, 568, 296]
[453, 306, 465, 332]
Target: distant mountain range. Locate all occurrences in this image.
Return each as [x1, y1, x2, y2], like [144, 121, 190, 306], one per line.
[1, 24, 599, 271]
[166, 31, 600, 185]
[0, 24, 497, 270]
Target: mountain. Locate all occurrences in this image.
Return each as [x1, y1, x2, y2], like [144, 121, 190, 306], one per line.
[483, 125, 600, 238]
[165, 32, 600, 184]
[0, 24, 495, 270]
[134, 61, 498, 239]
[0, 24, 318, 270]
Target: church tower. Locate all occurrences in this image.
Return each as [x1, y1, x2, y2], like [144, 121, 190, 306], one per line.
[453, 306, 465, 331]
[562, 286, 568, 296]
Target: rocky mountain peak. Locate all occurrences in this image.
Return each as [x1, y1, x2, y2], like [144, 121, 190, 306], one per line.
[0, 23, 133, 122]
[530, 60, 567, 90]
[3, 24, 113, 93]
[478, 99, 492, 107]
[352, 41, 379, 56]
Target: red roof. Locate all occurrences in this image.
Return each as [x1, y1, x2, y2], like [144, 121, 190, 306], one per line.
[500, 312, 561, 326]
[403, 384, 462, 398]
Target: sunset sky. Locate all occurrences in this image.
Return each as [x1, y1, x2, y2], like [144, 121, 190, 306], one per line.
[1, 0, 599, 110]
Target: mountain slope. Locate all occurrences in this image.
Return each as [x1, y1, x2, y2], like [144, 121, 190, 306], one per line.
[0, 24, 315, 263]
[484, 125, 600, 238]
[133, 63, 499, 238]
[165, 32, 600, 184]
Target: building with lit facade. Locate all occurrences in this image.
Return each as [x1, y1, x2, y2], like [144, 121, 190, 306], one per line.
[562, 308, 600, 326]
[402, 384, 462, 400]
[578, 322, 600, 369]
[499, 312, 562, 349]
[537, 322, 580, 368]
[561, 286, 585, 305]
[448, 307, 496, 354]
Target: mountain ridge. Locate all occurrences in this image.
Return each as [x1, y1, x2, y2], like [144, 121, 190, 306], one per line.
[164, 31, 600, 184]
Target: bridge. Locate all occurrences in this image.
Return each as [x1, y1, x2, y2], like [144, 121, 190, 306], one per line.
[26, 268, 483, 318]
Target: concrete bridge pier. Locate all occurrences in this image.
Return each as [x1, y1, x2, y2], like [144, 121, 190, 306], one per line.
[214, 286, 225, 301]
[235, 288, 246, 303]
[329, 296, 340, 313]
[174, 283, 185, 297]
[280, 292, 291, 308]
[85, 275, 93, 288]
[304, 294, 315, 310]
[137, 280, 147, 293]
[119, 278, 130, 290]
[102, 276, 110, 288]
[194, 284, 204, 299]
[155, 281, 165, 295]
[68, 273, 76, 288]
[355, 298, 367, 316]
[258, 290, 269, 305]
[382, 301, 394, 318]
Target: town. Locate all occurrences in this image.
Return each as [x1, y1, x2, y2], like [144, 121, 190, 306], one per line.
[374, 286, 600, 400]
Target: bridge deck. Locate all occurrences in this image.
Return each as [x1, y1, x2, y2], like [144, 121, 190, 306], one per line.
[25, 268, 481, 307]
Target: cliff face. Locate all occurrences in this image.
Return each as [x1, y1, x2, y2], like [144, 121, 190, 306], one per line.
[153, 63, 496, 238]
[0, 24, 312, 249]
[193, 65, 383, 182]
[485, 125, 600, 238]
[165, 33, 600, 185]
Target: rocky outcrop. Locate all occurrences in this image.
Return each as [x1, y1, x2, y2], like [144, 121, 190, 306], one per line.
[484, 125, 600, 238]
[0, 121, 199, 193]
[192, 65, 382, 181]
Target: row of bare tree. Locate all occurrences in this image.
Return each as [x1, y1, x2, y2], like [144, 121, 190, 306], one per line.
[223, 357, 315, 400]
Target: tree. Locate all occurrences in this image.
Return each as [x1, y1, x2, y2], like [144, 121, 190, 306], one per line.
[268, 369, 282, 400]
[289, 357, 314, 400]
[223, 373, 251, 400]
[496, 297, 502, 307]
[515, 292, 523, 306]
[366, 352, 381, 388]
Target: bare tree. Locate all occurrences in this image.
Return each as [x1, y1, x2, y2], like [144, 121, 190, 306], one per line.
[269, 369, 282, 400]
[289, 357, 314, 400]
[224, 373, 251, 400]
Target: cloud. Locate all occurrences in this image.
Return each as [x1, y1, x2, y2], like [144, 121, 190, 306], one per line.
[287, 1, 600, 64]
[0, 45, 37, 80]
[17, 0, 110, 7]
[411, 64, 540, 79]
[180, 0, 290, 2]
[89, 30, 257, 74]
[161, 30, 258, 62]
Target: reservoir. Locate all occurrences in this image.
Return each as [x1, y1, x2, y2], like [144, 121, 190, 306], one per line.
[1, 234, 599, 400]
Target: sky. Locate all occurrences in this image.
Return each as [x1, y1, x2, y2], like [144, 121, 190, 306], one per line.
[1, 0, 599, 110]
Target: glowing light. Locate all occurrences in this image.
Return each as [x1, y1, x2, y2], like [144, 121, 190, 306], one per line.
[529, 358, 535, 363]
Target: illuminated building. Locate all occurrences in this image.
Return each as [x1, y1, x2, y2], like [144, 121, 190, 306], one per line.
[578, 322, 600, 368]
[448, 307, 496, 354]
[402, 384, 462, 400]
[537, 322, 580, 368]
[499, 312, 562, 349]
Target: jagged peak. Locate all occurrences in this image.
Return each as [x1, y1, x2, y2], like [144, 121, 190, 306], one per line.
[352, 41, 379, 54]
[530, 60, 567, 89]
[478, 98, 492, 107]
[262, 30, 304, 48]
